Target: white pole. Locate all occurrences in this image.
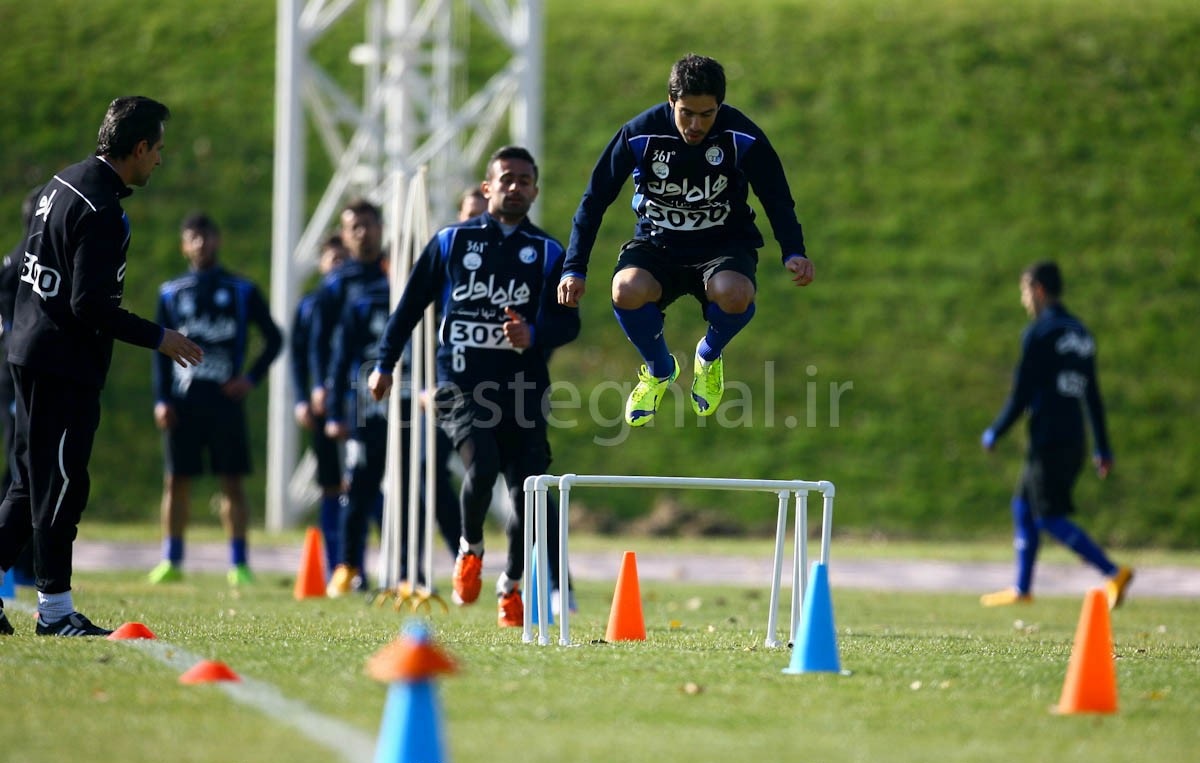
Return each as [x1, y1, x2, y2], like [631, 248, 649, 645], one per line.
[266, 0, 305, 531]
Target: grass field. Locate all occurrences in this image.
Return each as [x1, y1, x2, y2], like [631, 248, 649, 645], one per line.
[2, 562, 1197, 763]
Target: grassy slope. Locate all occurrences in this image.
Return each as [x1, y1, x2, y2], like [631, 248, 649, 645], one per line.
[0, 0, 1195, 544]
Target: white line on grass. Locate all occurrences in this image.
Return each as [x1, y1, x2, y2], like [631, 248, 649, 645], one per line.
[9, 601, 377, 763]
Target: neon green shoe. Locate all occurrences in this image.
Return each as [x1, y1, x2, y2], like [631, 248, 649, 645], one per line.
[227, 564, 255, 587]
[147, 561, 183, 584]
[625, 356, 679, 427]
[690, 348, 724, 416]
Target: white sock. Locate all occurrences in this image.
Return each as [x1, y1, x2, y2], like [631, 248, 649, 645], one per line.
[459, 537, 484, 557]
[496, 573, 518, 596]
[37, 591, 74, 621]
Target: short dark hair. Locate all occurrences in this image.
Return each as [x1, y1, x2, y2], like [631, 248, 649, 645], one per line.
[180, 211, 219, 234]
[341, 197, 382, 223]
[668, 54, 726, 104]
[1024, 260, 1063, 297]
[96, 96, 170, 159]
[487, 146, 538, 181]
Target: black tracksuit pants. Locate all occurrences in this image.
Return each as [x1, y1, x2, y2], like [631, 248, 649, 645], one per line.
[0, 365, 101, 594]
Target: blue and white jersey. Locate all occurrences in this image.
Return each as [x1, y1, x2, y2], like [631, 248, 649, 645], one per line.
[376, 213, 579, 407]
[565, 102, 806, 279]
[154, 266, 282, 405]
[988, 304, 1111, 457]
[327, 276, 410, 427]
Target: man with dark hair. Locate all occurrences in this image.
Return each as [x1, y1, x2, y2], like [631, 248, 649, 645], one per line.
[148, 213, 282, 586]
[981, 260, 1133, 609]
[559, 53, 815, 426]
[309, 198, 389, 586]
[0, 96, 203, 636]
[368, 146, 580, 627]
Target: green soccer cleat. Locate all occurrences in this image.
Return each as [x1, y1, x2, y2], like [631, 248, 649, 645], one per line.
[690, 348, 724, 416]
[227, 564, 255, 587]
[147, 560, 183, 584]
[625, 355, 679, 427]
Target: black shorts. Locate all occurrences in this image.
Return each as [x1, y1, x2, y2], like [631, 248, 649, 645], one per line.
[432, 384, 550, 469]
[614, 238, 757, 317]
[164, 400, 251, 477]
[308, 414, 343, 489]
[1017, 444, 1084, 519]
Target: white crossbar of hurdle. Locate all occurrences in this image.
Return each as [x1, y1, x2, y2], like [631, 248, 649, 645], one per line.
[521, 474, 836, 648]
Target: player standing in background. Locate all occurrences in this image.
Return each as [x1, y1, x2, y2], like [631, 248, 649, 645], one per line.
[369, 146, 580, 627]
[291, 232, 349, 574]
[0, 96, 203, 636]
[980, 261, 1133, 609]
[148, 213, 282, 586]
[559, 53, 814, 426]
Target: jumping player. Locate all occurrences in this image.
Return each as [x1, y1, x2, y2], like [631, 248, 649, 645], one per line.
[558, 53, 814, 426]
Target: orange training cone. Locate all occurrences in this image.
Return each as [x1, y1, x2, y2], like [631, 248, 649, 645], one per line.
[107, 622, 157, 640]
[294, 527, 328, 600]
[605, 551, 646, 642]
[179, 660, 241, 684]
[1054, 588, 1118, 714]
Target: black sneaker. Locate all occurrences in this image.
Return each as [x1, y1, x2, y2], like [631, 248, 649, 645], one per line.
[0, 604, 13, 636]
[35, 611, 112, 637]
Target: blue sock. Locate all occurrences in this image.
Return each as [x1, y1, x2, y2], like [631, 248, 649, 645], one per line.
[319, 494, 341, 571]
[1011, 498, 1038, 594]
[698, 302, 756, 362]
[164, 537, 184, 565]
[613, 303, 672, 378]
[230, 538, 248, 567]
[1038, 516, 1117, 576]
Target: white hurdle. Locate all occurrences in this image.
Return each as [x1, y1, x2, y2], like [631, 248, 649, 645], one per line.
[521, 474, 836, 648]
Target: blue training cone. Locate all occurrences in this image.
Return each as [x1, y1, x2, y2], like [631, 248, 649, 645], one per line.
[0, 570, 13, 598]
[526, 543, 553, 626]
[367, 621, 456, 763]
[783, 562, 842, 674]
[375, 681, 447, 763]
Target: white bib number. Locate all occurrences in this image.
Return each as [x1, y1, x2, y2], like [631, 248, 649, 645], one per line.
[447, 319, 507, 350]
[644, 199, 730, 231]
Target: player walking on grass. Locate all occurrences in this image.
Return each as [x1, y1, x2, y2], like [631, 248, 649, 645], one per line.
[980, 261, 1133, 610]
[148, 213, 282, 587]
[558, 54, 814, 426]
[0, 97, 203, 636]
[368, 146, 579, 627]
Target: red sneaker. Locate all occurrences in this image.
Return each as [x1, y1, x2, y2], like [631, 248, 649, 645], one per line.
[452, 552, 483, 605]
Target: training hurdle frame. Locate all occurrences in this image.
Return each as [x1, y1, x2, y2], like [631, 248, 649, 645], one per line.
[521, 474, 836, 648]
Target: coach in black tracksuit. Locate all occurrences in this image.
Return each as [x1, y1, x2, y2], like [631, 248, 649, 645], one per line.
[368, 146, 580, 627]
[0, 96, 202, 637]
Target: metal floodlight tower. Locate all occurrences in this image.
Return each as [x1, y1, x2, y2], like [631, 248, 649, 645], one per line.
[266, 0, 543, 530]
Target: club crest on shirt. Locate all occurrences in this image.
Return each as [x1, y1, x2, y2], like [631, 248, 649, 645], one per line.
[652, 161, 670, 179]
[463, 252, 483, 271]
[215, 288, 231, 308]
[705, 146, 724, 165]
[519, 246, 537, 264]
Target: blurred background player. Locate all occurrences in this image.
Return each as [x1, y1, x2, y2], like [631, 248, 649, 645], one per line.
[309, 198, 389, 579]
[980, 260, 1133, 609]
[323, 273, 411, 595]
[291, 232, 349, 574]
[0, 186, 43, 589]
[369, 146, 580, 627]
[148, 212, 282, 586]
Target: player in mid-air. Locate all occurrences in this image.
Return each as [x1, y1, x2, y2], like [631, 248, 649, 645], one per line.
[558, 53, 814, 426]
